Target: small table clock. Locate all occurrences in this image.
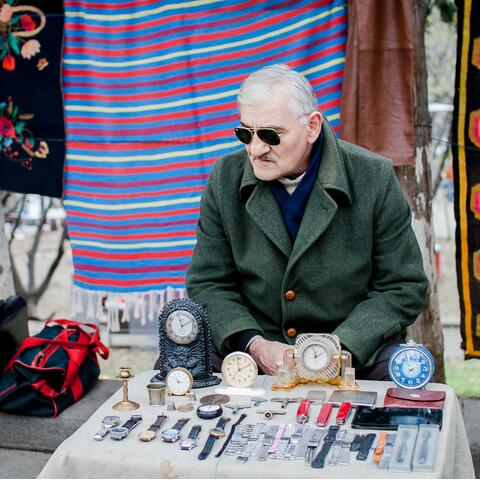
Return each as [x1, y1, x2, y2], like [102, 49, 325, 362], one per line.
[153, 299, 221, 388]
[272, 333, 357, 390]
[388, 340, 435, 389]
[216, 352, 265, 397]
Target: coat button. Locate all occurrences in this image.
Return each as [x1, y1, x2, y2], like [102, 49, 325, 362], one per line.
[285, 290, 296, 301]
[287, 328, 297, 337]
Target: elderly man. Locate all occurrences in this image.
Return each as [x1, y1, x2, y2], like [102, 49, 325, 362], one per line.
[186, 64, 428, 379]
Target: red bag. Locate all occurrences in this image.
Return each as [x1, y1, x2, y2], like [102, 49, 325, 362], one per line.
[383, 387, 445, 409]
[0, 319, 109, 417]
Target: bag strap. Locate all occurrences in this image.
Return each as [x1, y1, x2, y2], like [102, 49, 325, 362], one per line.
[5, 320, 109, 377]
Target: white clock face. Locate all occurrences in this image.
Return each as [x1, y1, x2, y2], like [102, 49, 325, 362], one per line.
[301, 343, 330, 372]
[221, 352, 258, 388]
[199, 404, 221, 413]
[165, 311, 198, 344]
[166, 368, 193, 395]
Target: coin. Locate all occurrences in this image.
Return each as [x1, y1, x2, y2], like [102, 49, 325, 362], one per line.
[199, 393, 231, 405]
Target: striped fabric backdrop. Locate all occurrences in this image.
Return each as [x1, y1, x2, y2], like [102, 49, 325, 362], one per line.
[62, 0, 347, 330]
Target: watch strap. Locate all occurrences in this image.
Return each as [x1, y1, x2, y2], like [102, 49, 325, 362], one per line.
[216, 416, 230, 430]
[172, 417, 190, 432]
[187, 424, 202, 440]
[215, 413, 247, 458]
[198, 435, 216, 461]
[311, 426, 339, 469]
[121, 415, 142, 432]
[149, 414, 168, 433]
[357, 433, 376, 461]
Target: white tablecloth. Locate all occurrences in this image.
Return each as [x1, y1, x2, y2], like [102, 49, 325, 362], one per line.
[38, 371, 475, 479]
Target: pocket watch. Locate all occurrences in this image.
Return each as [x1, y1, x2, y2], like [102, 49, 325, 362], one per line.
[221, 352, 258, 388]
[165, 367, 194, 396]
[388, 340, 435, 389]
[196, 403, 223, 420]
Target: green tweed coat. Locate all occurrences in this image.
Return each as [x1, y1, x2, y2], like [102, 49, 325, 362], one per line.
[186, 120, 428, 369]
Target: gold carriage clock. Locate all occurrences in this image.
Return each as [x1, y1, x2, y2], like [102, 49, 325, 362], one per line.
[272, 333, 358, 390]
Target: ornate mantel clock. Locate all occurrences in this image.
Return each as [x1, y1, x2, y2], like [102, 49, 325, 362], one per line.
[153, 299, 220, 388]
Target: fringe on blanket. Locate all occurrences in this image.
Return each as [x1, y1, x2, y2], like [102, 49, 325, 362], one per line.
[71, 285, 187, 333]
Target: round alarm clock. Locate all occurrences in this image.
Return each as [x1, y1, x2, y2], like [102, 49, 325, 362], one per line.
[388, 340, 435, 389]
[165, 367, 194, 396]
[221, 352, 258, 388]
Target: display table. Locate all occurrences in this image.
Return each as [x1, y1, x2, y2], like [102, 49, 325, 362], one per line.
[38, 371, 475, 479]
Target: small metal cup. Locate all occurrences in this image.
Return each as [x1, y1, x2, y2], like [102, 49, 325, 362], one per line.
[146, 383, 166, 406]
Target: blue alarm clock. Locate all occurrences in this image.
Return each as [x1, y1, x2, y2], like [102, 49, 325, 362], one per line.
[388, 340, 435, 389]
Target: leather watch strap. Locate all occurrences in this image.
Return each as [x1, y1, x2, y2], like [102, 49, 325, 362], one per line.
[149, 414, 168, 433]
[121, 415, 142, 432]
[197, 417, 230, 461]
[171, 417, 189, 432]
[215, 413, 247, 458]
[311, 426, 339, 469]
[187, 424, 202, 440]
[216, 416, 229, 431]
[198, 435, 216, 461]
[373, 432, 387, 463]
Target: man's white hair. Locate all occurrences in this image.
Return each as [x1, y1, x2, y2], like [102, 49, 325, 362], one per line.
[237, 64, 318, 119]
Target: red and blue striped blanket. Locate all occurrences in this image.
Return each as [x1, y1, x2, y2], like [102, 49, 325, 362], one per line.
[62, 0, 347, 328]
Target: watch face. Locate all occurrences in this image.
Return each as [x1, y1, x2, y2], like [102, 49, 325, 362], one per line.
[138, 430, 156, 442]
[221, 352, 258, 388]
[196, 403, 223, 419]
[209, 427, 226, 439]
[388, 345, 435, 389]
[301, 343, 330, 372]
[166, 367, 194, 395]
[161, 428, 180, 442]
[165, 310, 199, 344]
[110, 427, 128, 440]
[179, 438, 197, 450]
[102, 415, 120, 427]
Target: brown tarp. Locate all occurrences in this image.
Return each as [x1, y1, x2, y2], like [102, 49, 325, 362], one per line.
[340, 0, 414, 166]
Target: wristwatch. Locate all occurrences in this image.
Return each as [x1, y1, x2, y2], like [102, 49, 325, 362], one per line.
[138, 414, 168, 442]
[196, 403, 223, 420]
[160, 417, 190, 443]
[110, 414, 143, 440]
[94, 415, 120, 441]
[311, 425, 339, 468]
[197, 416, 230, 460]
[215, 413, 247, 458]
[179, 424, 202, 450]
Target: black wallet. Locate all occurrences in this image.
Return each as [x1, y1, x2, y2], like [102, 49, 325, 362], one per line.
[351, 406, 443, 430]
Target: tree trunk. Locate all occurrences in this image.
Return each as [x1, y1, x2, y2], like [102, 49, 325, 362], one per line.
[0, 196, 15, 299]
[395, 0, 445, 382]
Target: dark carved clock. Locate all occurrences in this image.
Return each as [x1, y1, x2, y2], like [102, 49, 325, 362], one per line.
[152, 298, 220, 388]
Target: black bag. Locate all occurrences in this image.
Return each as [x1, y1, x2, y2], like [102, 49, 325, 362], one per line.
[0, 319, 109, 417]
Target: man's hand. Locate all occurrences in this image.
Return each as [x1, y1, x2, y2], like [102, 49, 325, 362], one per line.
[247, 337, 291, 376]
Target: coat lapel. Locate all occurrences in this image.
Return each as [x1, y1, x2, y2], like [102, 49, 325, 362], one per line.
[240, 157, 292, 257]
[289, 119, 351, 267]
[246, 182, 292, 257]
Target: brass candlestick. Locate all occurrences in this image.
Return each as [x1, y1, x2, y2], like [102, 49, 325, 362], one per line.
[113, 367, 140, 411]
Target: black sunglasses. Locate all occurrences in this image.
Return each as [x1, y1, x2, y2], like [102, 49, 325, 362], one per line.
[234, 116, 304, 146]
